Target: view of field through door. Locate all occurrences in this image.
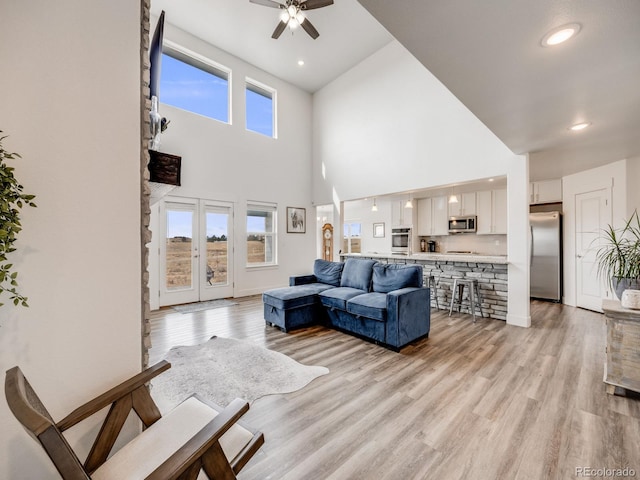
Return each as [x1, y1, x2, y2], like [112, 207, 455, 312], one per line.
[160, 198, 233, 306]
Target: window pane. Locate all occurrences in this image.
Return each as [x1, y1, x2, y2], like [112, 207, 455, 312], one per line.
[343, 222, 362, 254]
[247, 205, 276, 265]
[206, 212, 228, 285]
[246, 83, 274, 137]
[247, 209, 274, 233]
[166, 210, 193, 290]
[160, 53, 228, 122]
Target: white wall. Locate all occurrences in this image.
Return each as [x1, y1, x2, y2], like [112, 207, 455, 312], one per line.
[312, 41, 519, 204]
[0, 1, 142, 478]
[312, 40, 530, 327]
[150, 21, 316, 298]
[627, 155, 640, 216]
[562, 159, 628, 306]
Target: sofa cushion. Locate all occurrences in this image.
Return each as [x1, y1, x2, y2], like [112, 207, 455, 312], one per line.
[372, 264, 423, 293]
[319, 287, 366, 311]
[346, 292, 387, 322]
[340, 258, 377, 291]
[263, 283, 333, 310]
[313, 259, 345, 287]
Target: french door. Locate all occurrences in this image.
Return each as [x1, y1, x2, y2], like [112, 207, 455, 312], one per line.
[159, 197, 234, 306]
[575, 188, 611, 311]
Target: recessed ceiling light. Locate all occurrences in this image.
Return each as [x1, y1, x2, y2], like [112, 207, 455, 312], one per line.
[541, 23, 581, 47]
[488, 178, 494, 182]
[569, 122, 591, 131]
[297, 60, 305, 66]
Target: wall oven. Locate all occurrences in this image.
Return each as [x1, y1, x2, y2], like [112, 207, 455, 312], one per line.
[448, 215, 477, 233]
[391, 227, 411, 254]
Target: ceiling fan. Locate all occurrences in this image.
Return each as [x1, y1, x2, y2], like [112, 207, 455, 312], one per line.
[250, 0, 334, 40]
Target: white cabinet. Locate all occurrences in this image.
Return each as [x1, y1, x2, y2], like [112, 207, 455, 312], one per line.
[417, 196, 448, 236]
[530, 179, 562, 204]
[448, 192, 476, 217]
[391, 199, 414, 227]
[476, 189, 507, 235]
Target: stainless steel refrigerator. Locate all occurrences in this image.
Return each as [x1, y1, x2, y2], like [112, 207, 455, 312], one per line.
[530, 211, 562, 301]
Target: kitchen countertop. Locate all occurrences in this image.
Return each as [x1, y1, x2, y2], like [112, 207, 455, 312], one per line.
[341, 252, 509, 264]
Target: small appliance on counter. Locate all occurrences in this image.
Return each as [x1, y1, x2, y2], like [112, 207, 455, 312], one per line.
[427, 240, 437, 252]
[420, 238, 426, 252]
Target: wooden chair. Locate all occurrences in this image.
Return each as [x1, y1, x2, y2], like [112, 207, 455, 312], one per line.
[5, 361, 264, 479]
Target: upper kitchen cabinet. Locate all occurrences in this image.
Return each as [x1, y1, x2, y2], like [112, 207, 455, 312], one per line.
[417, 196, 448, 236]
[391, 199, 415, 227]
[448, 192, 476, 217]
[530, 179, 562, 204]
[476, 189, 507, 235]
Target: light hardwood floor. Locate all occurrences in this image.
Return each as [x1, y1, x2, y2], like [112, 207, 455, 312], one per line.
[149, 297, 640, 479]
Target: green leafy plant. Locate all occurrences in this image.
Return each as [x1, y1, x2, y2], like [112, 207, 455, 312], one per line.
[596, 210, 640, 297]
[0, 131, 37, 307]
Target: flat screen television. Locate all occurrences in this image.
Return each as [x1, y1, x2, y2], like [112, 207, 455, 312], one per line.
[149, 11, 165, 100]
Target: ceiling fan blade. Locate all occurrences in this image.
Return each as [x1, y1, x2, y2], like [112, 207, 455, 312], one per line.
[250, 0, 283, 8]
[300, 0, 333, 10]
[272, 19, 289, 39]
[300, 17, 319, 39]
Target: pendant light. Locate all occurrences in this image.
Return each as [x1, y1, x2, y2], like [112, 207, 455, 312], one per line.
[371, 198, 378, 212]
[448, 187, 459, 204]
[404, 198, 413, 209]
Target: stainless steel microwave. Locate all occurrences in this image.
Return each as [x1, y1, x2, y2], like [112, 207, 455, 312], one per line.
[448, 216, 477, 233]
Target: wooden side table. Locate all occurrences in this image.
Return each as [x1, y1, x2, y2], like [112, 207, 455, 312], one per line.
[602, 299, 640, 395]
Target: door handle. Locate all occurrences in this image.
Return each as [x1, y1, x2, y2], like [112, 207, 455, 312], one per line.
[577, 254, 582, 258]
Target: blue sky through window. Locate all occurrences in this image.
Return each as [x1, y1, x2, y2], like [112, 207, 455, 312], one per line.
[246, 88, 273, 137]
[160, 53, 228, 122]
[167, 211, 228, 239]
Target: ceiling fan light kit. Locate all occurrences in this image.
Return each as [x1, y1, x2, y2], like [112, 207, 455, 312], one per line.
[250, 0, 334, 40]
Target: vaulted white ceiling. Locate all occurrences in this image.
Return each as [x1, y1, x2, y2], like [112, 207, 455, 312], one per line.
[150, 0, 640, 177]
[150, 0, 393, 93]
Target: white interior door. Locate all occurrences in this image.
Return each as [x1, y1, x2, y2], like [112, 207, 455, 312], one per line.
[575, 188, 611, 311]
[160, 198, 234, 306]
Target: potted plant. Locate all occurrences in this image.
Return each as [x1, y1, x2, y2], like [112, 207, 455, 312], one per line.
[596, 210, 640, 299]
[0, 131, 37, 307]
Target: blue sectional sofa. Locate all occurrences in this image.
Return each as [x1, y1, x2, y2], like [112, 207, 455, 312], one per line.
[262, 258, 431, 351]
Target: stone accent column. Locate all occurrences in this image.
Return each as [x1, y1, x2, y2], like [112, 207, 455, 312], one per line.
[140, 0, 152, 368]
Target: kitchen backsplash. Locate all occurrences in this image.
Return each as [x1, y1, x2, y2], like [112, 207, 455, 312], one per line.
[420, 234, 507, 256]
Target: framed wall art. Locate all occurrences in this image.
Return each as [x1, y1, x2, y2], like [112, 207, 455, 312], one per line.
[373, 222, 385, 238]
[287, 207, 306, 233]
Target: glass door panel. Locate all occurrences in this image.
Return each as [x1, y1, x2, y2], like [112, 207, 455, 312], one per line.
[200, 203, 234, 300]
[166, 209, 194, 290]
[160, 199, 199, 306]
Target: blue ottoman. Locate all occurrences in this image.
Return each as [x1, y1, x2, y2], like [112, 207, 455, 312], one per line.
[262, 283, 333, 332]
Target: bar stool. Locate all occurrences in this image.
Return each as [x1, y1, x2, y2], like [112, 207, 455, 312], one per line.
[448, 278, 484, 322]
[426, 275, 439, 309]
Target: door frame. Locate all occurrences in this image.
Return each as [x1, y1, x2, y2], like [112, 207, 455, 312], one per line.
[575, 188, 611, 311]
[159, 196, 234, 307]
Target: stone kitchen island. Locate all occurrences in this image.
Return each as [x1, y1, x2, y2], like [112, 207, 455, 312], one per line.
[340, 252, 509, 320]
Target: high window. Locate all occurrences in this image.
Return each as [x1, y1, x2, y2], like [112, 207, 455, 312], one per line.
[343, 223, 362, 254]
[160, 43, 231, 123]
[247, 203, 277, 266]
[245, 78, 276, 138]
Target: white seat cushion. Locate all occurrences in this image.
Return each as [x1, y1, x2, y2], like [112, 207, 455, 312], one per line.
[92, 396, 253, 480]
